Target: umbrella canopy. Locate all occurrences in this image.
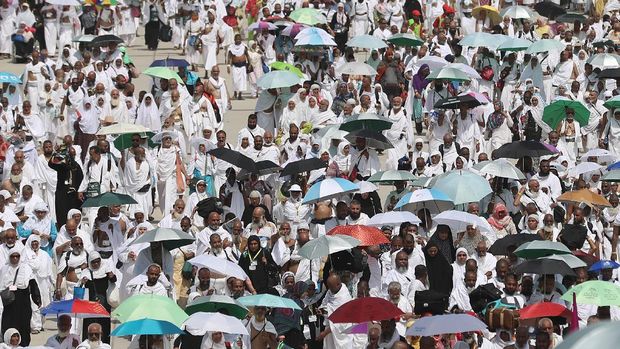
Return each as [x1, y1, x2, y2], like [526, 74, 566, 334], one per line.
[289, 8, 326, 25]
[82, 192, 138, 208]
[556, 12, 587, 23]
[329, 297, 403, 323]
[431, 170, 492, 205]
[434, 92, 488, 109]
[543, 99, 590, 129]
[497, 37, 533, 51]
[557, 189, 612, 207]
[608, 161, 620, 170]
[561, 280, 620, 306]
[237, 161, 281, 179]
[73, 34, 97, 43]
[356, 181, 378, 194]
[488, 234, 542, 255]
[130, 228, 195, 251]
[406, 314, 487, 336]
[568, 161, 604, 178]
[519, 303, 571, 320]
[188, 255, 248, 280]
[387, 33, 424, 47]
[344, 129, 394, 149]
[248, 21, 278, 31]
[41, 299, 110, 318]
[114, 132, 155, 150]
[339, 113, 392, 132]
[280, 158, 327, 177]
[580, 148, 617, 163]
[207, 148, 255, 172]
[302, 178, 359, 205]
[395, 188, 454, 213]
[514, 258, 576, 276]
[296, 27, 333, 41]
[444, 63, 482, 80]
[346, 35, 388, 50]
[587, 53, 620, 69]
[270, 61, 304, 77]
[0, 72, 22, 85]
[590, 260, 620, 272]
[598, 68, 620, 79]
[368, 170, 417, 184]
[434, 210, 494, 235]
[112, 294, 188, 327]
[90, 34, 124, 46]
[477, 158, 526, 180]
[526, 39, 566, 54]
[514, 241, 572, 259]
[150, 58, 190, 67]
[298, 234, 360, 259]
[336, 62, 377, 76]
[367, 211, 422, 226]
[471, 5, 502, 25]
[295, 33, 337, 46]
[493, 141, 557, 158]
[534, 1, 566, 18]
[281, 23, 307, 37]
[544, 254, 587, 269]
[426, 67, 471, 82]
[185, 295, 249, 319]
[142, 67, 183, 84]
[257, 70, 301, 88]
[183, 312, 249, 336]
[327, 225, 390, 246]
[97, 123, 152, 135]
[238, 294, 302, 310]
[111, 318, 184, 336]
[459, 32, 502, 49]
[500, 5, 535, 19]
[414, 56, 449, 70]
[554, 321, 620, 349]
[602, 170, 620, 182]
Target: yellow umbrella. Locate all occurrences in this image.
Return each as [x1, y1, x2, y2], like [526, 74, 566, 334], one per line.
[557, 189, 612, 208]
[472, 5, 502, 26]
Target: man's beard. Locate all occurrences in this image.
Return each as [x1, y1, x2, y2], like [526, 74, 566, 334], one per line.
[211, 247, 222, 255]
[466, 285, 475, 292]
[349, 212, 360, 220]
[88, 340, 101, 348]
[281, 235, 291, 243]
[110, 98, 119, 107]
[251, 220, 265, 230]
[543, 225, 554, 233]
[528, 190, 540, 199]
[209, 224, 220, 231]
[396, 266, 407, 274]
[232, 234, 241, 244]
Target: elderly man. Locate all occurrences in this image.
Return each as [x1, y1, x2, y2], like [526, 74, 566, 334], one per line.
[206, 233, 236, 262]
[55, 236, 89, 300]
[537, 318, 563, 348]
[243, 207, 277, 246]
[382, 251, 415, 300]
[282, 184, 311, 233]
[76, 323, 111, 349]
[319, 274, 353, 349]
[44, 314, 81, 348]
[53, 218, 94, 259]
[514, 179, 554, 215]
[196, 211, 231, 255]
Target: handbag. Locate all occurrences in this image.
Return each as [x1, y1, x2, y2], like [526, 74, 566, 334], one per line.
[137, 183, 151, 193]
[1, 268, 20, 306]
[188, 35, 199, 47]
[106, 281, 120, 308]
[159, 24, 173, 42]
[481, 66, 494, 81]
[85, 165, 104, 198]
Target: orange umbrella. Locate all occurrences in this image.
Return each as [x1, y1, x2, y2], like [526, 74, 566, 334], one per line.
[327, 225, 389, 246]
[557, 189, 611, 207]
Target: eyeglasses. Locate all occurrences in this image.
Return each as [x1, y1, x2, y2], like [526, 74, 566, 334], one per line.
[88, 332, 101, 336]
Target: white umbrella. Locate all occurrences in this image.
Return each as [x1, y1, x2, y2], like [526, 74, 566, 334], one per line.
[414, 56, 449, 71]
[97, 123, 151, 135]
[356, 181, 378, 194]
[46, 0, 80, 5]
[587, 53, 620, 69]
[568, 161, 604, 178]
[336, 62, 378, 76]
[188, 255, 248, 280]
[445, 63, 482, 80]
[580, 148, 617, 164]
[476, 158, 526, 180]
[434, 210, 494, 235]
[182, 312, 249, 336]
[500, 5, 536, 19]
[151, 131, 179, 143]
[190, 137, 216, 152]
[298, 235, 360, 259]
[367, 211, 422, 226]
[394, 188, 454, 213]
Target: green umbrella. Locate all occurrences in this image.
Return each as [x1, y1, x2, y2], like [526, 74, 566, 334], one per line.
[497, 37, 532, 51]
[114, 132, 156, 150]
[82, 192, 138, 208]
[129, 227, 195, 250]
[426, 67, 471, 82]
[346, 35, 388, 50]
[386, 33, 424, 47]
[561, 280, 620, 306]
[257, 70, 301, 89]
[143, 67, 184, 84]
[556, 12, 587, 23]
[289, 8, 326, 25]
[525, 39, 565, 54]
[112, 294, 188, 327]
[542, 99, 590, 129]
[602, 170, 620, 182]
[430, 170, 492, 205]
[543, 254, 587, 269]
[238, 294, 302, 310]
[368, 170, 417, 185]
[513, 241, 572, 259]
[339, 112, 392, 132]
[185, 295, 249, 319]
[603, 95, 620, 109]
[554, 322, 619, 349]
[270, 61, 304, 77]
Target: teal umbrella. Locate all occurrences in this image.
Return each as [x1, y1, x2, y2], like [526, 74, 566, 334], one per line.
[257, 70, 301, 89]
[238, 294, 302, 310]
[542, 99, 590, 129]
[0, 72, 22, 85]
[459, 32, 506, 49]
[431, 170, 492, 205]
[497, 37, 532, 51]
[526, 39, 565, 54]
[289, 8, 326, 25]
[603, 95, 620, 109]
[386, 33, 424, 47]
[602, 170, 620, 182]
[111, 318, 183, 336]
[339, 112, 392, 132]
[554, 321, 620, 349]
[346, 35, 388, 50]
[129, 228, 195, 251]
[82, 192, 138, 208]
[426, 67, 471, 82]
[514, 241, 572, 259]
[368, 170, 417, 185]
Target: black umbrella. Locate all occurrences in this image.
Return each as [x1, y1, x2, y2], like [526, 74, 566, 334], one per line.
[208, 148, 256, 172]
[280, 158, 327, 177]
[434, 94, 484, 109]
[150, 58, 190, 67]
[90, 34, 124, 46]
[598, 68, 620, 79]
[488, 234, 543, 256]
[593, 40, 614, 49]
[237, 160, 282, 180]
[555, 12, 587, 23]
[344, 129, 394, 149]
[533, 1, 566, 19]
[493, 141, 557, 159]
[514, 258, 576, 276]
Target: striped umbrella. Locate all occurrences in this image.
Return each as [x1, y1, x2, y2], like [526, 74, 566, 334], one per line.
[302, 178, 359, 204]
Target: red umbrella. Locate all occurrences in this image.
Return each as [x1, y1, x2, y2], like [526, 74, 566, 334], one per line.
[327, 225, 389, 246]
[328, 297, 403, 323]
[519, 302, 571, 320]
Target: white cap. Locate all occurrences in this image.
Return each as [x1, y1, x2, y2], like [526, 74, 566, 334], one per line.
[290, 184, 302, 192]
[0, 190, 10, 200]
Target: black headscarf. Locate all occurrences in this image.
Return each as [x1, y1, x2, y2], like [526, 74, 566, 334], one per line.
[424, 240, 453, 296]
[428, 224, 456, 264]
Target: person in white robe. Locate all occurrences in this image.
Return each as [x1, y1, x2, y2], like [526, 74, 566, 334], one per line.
[155, 134, 186, 216]
[121, 148, 152, 217]
[319, 274, 353, 349]
[227, 35, 248, 99]
[40, 3, 59, 57]
[185, 180, 209, 229]
[556, 115, 581, 165]
[383, 97, 413, 170]
[0, 4, 15, 57]
[127, 264, 171, 297]
[134, 93, 161, 132]
[23, 235, 53, 332]
[55, 238, 89, 300]
[201, 10, 220, 74]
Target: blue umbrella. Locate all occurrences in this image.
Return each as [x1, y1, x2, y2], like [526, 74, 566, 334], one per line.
[238, 294, 302, 310]
[589, 260, 620, 272]
[150, 58, 190, 67]
[111, 318, 184, 336]
[395, 188, 454, 213]
[608, 161, 620, 170]
[302, 178, 359, 205]
[431, 170, 492, 205]
[295, 32, 337, 46]
[0, 72, 22, 85]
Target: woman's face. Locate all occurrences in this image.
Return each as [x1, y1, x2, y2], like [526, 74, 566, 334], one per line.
[212, 332, 223, 343]
[457, 251, 467, 263]
[35, 210, 47, 220]
[431, 155, 440, 164]
[466, 225, 477, 237]
[90, 258, 101, 270]
[455, 158, 464, 169]
[438, 229, 449, 241]
[532, 97, 538, 106]
[145, 96, 152, 106]
[427, 246, 438, 257]
[288, 100, 295, 110]
[494, 102, 501, 111]
[343, 144, 350, 155]
[579, 51, 586, 60]
[9, 334, 19, 345]
[527, 218, 539, 230]
[320, 151, 329, 161]
[248, 240, 259, 252]
[309, 98, 316, 108]
[31, 240, 39, 251]
[138, 226, 148, 235]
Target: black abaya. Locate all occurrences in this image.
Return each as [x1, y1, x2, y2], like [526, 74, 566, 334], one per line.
[145, 20, 160, 50]
[423, 241, 454, 297]
[49, 158, 84, 228]
[1, 279, 41, 346]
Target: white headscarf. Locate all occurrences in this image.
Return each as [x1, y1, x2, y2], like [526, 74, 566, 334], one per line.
[332, 141, 351, 174]
[135, 93, 161, 131]
[0, 248, 34, 290]
[2, 328, 21, 349]
[200, 332, 226, 349]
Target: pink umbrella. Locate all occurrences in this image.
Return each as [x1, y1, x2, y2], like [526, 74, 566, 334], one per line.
[281, 23, 307, 38]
